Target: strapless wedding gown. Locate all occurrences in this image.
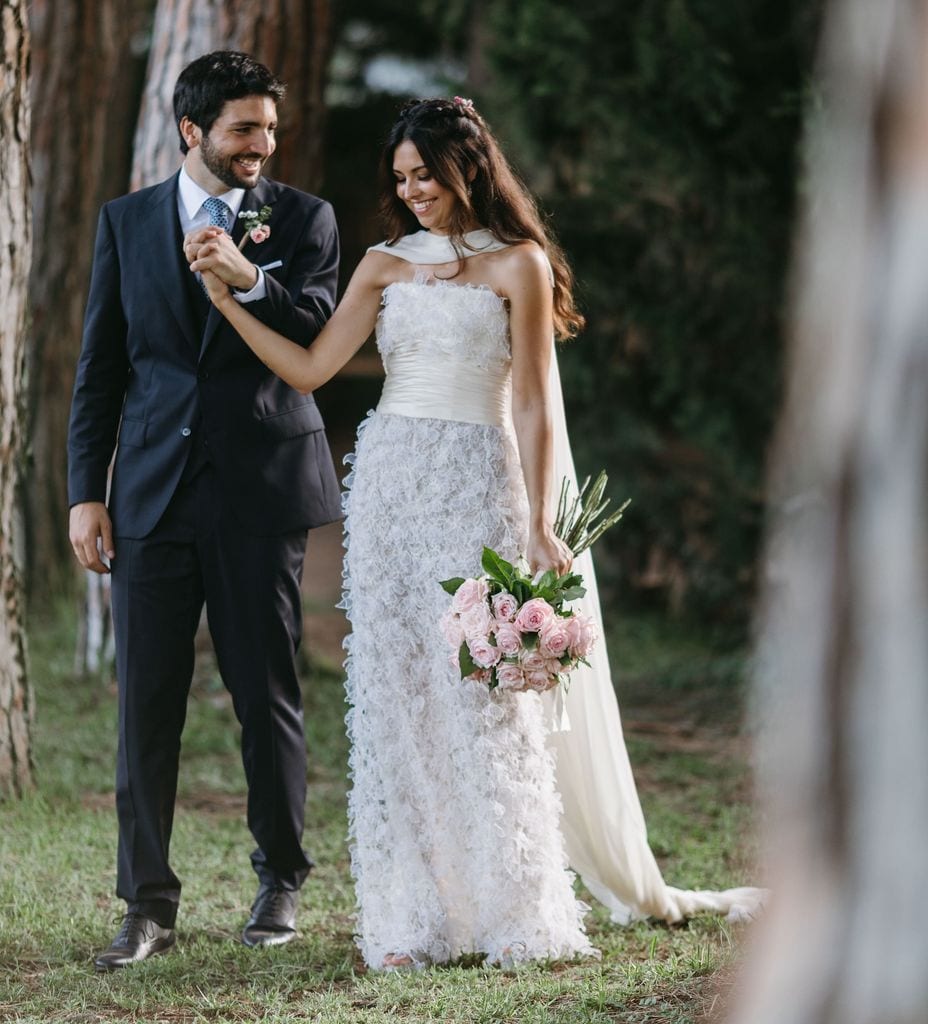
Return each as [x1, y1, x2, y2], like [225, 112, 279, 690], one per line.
[341, 230, 766, 970]
[342, 275, 594, 967]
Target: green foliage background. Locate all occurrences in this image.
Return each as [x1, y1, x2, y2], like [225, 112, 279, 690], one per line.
[325, 0, 824, 637]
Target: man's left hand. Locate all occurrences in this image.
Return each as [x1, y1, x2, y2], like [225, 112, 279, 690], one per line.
[184, 227, 258, 291]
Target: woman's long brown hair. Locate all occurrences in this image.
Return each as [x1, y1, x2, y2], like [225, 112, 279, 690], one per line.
[378, 98, 584, 340]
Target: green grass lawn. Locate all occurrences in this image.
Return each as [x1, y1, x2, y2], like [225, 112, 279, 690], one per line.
[0, 603, 759, 1023]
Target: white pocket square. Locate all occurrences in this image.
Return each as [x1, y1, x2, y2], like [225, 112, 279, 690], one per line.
[259, 259, 283, 271]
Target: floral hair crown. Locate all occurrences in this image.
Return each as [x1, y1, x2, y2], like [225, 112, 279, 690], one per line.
[453, 95, 476, 115]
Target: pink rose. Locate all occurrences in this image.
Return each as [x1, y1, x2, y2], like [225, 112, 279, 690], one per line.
[519, 649, 547, 673]
[514, 598, 555, 633]
[491, 592, 519, 622]
[525, 669, 555, 692]
[538, 618, 570, 658]
[249, 224, 271, 244]
[496, 661, 526, 691]
[459, 601, 493, 640]
[566, 614, 598, 658]
[494, 623, 523, 656]
[440, 610, 464, 649]
[467, 637, 501, 669]
[452, 577, 490, 614]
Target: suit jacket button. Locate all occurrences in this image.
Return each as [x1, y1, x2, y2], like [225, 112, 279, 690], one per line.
[181, 427, 192, 437]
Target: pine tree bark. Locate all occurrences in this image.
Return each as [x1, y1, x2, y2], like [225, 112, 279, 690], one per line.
[131, 0, 332, 191]
[26, 0, 154, 597]
[0, 0, 35, 799]
[729, 1, 928, 1022]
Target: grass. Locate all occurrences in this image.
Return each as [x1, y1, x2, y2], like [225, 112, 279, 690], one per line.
[0, 601, 758, 1023]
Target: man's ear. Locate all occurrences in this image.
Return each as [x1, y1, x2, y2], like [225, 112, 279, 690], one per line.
[179, 115, 201, 150]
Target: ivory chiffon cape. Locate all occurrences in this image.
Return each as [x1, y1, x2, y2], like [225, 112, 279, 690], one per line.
[367, 228, 766, 925]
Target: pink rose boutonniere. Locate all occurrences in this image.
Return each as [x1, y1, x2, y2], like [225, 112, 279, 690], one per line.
[237, 204, 272, 250]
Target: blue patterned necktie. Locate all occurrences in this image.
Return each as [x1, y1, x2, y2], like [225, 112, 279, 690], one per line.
[197, 197, 233, 298]
[202, 196, 233, 233]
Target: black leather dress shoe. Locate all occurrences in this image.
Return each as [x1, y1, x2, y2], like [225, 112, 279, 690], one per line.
[242, 884, 298, 947]
[94, 913, 176, 971]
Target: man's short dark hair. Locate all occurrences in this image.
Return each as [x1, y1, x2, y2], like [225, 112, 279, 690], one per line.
[173, 50, 285, 154]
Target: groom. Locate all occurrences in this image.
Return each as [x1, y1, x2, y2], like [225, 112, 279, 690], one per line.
[67, 51, 341, 970]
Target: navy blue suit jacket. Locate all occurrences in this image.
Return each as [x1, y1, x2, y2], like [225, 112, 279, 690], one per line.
[68, 172, 343, 538]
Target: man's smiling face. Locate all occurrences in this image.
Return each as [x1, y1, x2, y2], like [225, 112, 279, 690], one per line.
[190, 95, 278, 192]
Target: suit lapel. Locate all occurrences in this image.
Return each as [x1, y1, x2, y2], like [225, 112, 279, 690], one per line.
[200, 178, 274, 361]
[144, 173, 202, 352]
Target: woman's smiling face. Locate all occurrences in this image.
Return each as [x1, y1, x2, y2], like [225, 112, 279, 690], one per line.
[392, 140, 457, 235]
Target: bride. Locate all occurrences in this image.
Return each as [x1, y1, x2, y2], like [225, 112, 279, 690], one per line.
[188, 96, 763, 970]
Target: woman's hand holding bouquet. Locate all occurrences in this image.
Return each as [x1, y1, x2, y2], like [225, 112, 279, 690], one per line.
[440, 472, 629, 693]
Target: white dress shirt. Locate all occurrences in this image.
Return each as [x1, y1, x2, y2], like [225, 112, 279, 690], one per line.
[177, 165, 266, 303]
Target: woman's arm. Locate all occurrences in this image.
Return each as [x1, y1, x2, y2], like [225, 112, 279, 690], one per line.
[195, 248, 385, 394]
[506, 244, 573, 575]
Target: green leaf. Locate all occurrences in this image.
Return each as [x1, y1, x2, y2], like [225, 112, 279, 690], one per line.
[481, 546, 515, 587]
[512, 579, 532, 605]
[439, 576, 466, 595]
[459, 641, 478, 679]
[536, 569, 557, 591]
[558, 585, 587, 602]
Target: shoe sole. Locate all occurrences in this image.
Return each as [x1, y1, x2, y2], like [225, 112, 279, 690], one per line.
[93, 935, 176, 972]
[241, 929, 297, 948]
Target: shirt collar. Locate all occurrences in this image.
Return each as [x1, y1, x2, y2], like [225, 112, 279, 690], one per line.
[178, 165, 247, 221]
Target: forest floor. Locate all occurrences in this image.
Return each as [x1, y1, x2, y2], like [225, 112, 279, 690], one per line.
[0, 511, 762, 1023]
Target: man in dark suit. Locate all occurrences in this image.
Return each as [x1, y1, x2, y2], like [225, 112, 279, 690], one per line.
[67, 51, 341, 970]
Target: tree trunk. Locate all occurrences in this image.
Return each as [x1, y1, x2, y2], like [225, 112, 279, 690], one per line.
[131, 0, 332, 191]
[26, 0, 154, 598]
[729, 1, 928, 1022]
[0, 0, 35, 799]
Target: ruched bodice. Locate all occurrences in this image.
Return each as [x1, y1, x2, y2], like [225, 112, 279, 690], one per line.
[375, 279, 512, 428]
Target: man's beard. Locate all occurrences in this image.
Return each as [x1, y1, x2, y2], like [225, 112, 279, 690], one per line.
[200, 134, 263, 190]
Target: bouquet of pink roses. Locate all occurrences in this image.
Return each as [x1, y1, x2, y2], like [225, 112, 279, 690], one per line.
[439, 471, 629, 694]
[440, 548, 597, 692]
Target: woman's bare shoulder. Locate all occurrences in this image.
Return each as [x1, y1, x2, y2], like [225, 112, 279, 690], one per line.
[494, 240, 551, 297]
[350, 250, 413, 291]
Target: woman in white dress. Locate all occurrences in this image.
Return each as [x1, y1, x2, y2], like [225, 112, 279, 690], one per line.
[189, 97, 763, 970]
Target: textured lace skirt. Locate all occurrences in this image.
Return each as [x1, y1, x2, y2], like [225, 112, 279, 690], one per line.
[341, 410, 593, 968]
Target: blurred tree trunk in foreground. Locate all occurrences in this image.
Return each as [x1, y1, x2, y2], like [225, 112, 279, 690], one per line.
[131, 0, 332, 191]
[0, 0, 35, 798]
[730, 1, 928, 1022]
[26, 0, 154, 600]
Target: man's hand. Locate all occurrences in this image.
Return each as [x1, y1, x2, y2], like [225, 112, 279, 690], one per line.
[69, 501, 115, 574]
[184, 227, 259, 291]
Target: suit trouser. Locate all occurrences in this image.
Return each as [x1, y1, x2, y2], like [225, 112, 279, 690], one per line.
[110, 465, 311, 927]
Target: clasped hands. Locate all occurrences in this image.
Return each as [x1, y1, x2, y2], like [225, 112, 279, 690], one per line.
[183, 227, 257, 305]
